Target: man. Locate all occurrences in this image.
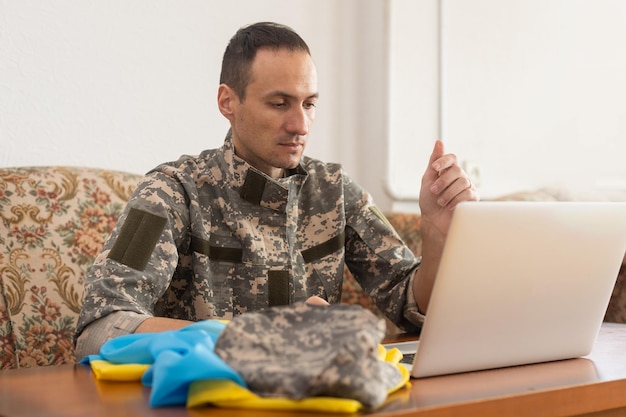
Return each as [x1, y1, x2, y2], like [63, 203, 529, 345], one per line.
[75, 22, 479, 358]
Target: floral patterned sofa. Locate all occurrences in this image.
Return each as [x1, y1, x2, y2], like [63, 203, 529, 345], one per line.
[1, 165, 624, 369]
[0, 166, 142, 369]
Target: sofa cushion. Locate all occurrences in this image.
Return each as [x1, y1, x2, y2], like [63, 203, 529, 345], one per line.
[0, 166, 141, 369]
[606, 264, 626, 323]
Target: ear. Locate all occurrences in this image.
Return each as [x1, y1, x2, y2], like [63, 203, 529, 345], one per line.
[217, 84, 237, 121]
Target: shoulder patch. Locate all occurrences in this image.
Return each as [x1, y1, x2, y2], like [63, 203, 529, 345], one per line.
[368, 206, 395, 232]
[108, 207, 167, 271]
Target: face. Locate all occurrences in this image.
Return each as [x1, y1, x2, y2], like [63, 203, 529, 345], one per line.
[218, 48, 318, 179]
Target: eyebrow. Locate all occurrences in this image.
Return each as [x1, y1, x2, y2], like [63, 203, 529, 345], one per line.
[265, 91, 319, 100]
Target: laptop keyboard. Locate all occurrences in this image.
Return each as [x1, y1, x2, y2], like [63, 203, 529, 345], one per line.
[400, 353, 415, 364]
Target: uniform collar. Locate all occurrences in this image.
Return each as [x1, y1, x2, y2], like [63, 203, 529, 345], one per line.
[221, 130, 308, 211]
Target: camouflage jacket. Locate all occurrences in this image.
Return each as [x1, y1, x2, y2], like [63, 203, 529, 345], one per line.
[75, 132, 422, 352]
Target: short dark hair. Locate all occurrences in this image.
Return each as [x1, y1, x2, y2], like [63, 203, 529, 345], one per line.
[220, 22, 311, 100]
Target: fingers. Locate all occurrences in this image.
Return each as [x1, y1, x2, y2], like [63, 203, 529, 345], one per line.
[435, 173, 476, 208]
[305, 296, 329, 306]
[428, 139, 445, 168]
[430, 145, 459, 177]
[423, 140, 445, 183]
[427, 142, 479, 209]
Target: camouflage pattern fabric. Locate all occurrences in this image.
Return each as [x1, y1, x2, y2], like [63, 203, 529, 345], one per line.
[76, 131, 422, 354]
[213, 302, 403, 408]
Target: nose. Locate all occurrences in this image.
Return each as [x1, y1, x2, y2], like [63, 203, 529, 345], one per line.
[285, 106, 311, 136]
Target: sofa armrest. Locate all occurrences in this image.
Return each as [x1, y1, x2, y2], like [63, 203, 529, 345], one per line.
[0, 166, 142, 369]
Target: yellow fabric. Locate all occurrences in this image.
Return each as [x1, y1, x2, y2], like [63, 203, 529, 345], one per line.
[188, 379, 364, 413]
[90, 359, 150, 381]
[380, 346, 412, 393]
[381, 344, 402, 363]
[88, 344, 411, 413]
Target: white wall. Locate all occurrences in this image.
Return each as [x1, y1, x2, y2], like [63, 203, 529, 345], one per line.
[2, 0, 626, 212]
[389, 0, 626, 210]
[387, 0, 441, 207]
[0, 0, 391, 206]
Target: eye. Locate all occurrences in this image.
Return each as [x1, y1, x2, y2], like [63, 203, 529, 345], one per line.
[271, 102, 287, 109]
[303, 101, 317, 110]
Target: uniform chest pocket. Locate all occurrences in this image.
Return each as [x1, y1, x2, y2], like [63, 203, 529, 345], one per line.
[190, 234, 268, 315]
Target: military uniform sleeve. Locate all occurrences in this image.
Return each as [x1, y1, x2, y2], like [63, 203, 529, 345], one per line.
[342, 174, 423, 333]
[74, 166, 193, 349]
[74, 311, 150, 359]
[403, 270, 427, 327]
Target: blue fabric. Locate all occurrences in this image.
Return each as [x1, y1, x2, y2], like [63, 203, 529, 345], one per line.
[80, 320, 245, 407]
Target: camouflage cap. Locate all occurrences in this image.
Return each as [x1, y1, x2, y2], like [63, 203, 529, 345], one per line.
[213, 302, 403, 408]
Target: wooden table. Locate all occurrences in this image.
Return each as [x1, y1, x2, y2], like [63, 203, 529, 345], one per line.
[2, 323, 626, 417]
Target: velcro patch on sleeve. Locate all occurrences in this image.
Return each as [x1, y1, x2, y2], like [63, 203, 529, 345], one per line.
[108, 207, 167, 271]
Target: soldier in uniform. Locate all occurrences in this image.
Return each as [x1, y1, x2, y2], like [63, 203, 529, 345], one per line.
[75, 21, 479, 359]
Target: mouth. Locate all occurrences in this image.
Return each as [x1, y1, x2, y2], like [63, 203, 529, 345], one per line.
[279, 142, 304, 151]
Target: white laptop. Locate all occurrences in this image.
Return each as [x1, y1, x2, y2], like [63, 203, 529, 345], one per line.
[385, 201, 626, 378]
